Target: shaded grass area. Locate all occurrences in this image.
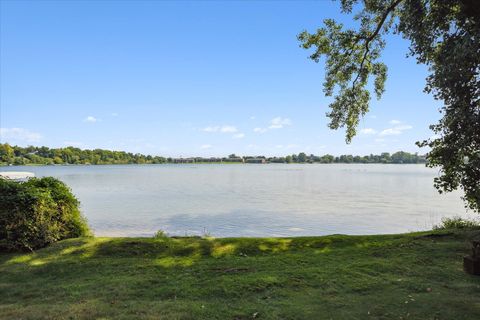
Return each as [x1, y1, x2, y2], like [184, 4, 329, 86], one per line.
[1, 230, 480, 319]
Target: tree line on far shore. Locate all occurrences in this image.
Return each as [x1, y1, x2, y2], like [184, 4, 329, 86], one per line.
[0, 143, 426, 166]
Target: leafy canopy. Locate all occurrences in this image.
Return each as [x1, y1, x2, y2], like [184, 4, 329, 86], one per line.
[298, 0, 480, 212]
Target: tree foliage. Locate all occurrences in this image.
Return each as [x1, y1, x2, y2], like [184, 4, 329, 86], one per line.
[298, 0, 480, 212]
[0, 144, 168, 165]
[0, 143, 424, 165]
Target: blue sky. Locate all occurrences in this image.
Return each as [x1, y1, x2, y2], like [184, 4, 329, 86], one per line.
[1, 0, 441, 157]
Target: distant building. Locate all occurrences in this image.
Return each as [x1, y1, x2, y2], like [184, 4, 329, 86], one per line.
[245, 158, 266, 164]
[194, 157, 222, 163]
[223, 157, 244, 163]
[173, 158, 195, 163]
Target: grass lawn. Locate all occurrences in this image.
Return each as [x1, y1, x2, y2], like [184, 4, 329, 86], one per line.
[1, 230, 480, 319]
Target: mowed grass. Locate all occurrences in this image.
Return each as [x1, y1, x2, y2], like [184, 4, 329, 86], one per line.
[1, 230, 480, 319]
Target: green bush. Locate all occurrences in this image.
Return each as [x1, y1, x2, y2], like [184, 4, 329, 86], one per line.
[0, 177, 90, 251]
[433, 216, 480, 230]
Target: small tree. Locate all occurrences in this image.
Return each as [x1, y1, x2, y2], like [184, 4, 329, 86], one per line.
[298, 152, 307, 163]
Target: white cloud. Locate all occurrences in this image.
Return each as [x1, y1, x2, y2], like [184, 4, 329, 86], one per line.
[233, 133, 245, 139]
[370, 115, 377, 119]
[250, 116, 256, 120]
[268, 117, 291, 129]
[396, 125, 413, 130]
[253, 127, 267, 133]
[202, 126, 219, 132]
[380, 128, 402, 136]
[84, 116, 98, 123]
[254, 117, 292, 133]
[359, 128, 377, 135]
[200, 144, 212, 149]
[379, 124, 413, 136]
[202, 125, 238, 133]
[220, 126, 238, 133]
[380, 124, 413, 136]
[0, 128, 42, 142]
[111, 113, 119, 117]
[375, 120, 413, 137]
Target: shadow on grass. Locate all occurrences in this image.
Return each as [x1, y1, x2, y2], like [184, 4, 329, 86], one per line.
[1, 231, 430, 269]
[2, 229, 478, 275]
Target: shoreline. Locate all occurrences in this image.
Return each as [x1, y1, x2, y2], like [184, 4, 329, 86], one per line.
[1, 162, 428, 167]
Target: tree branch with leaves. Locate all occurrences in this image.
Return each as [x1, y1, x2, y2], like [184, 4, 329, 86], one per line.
[299, 0, 480, 212]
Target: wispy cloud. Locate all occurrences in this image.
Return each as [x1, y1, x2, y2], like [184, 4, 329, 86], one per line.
[359, 128, 377, 135]
[200, 144, 213, 149]
[268, 117, 291, 129]
[254, 117, 292, 133]
[233, 133, 245, 139]
[0, 128, 42, 142]
[358, 120, 412, 139]
[202, 126, 218, 133]
[253, 127, 267, 134]
[379, 124, 413, 136]
[111, 113, 119, 117]
[202, 125, 238, 133]
[84, 116, 99, 123]
[220, 126, 238, 133]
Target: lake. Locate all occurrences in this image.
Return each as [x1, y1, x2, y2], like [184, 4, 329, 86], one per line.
[3, 164, 470, 237]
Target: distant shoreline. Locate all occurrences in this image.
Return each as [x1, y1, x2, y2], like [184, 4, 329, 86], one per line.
[1, 143, 427, 166]
[0, 162, 428, 167]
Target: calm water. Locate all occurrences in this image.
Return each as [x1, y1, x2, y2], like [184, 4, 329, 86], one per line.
[4, 164, 471, 237]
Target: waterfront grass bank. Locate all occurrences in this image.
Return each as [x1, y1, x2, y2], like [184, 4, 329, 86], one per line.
[1, 230, 480, 319]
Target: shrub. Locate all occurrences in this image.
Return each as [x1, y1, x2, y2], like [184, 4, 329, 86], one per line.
[0, 177, 90, 251]
[433, 216, 480, 230]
